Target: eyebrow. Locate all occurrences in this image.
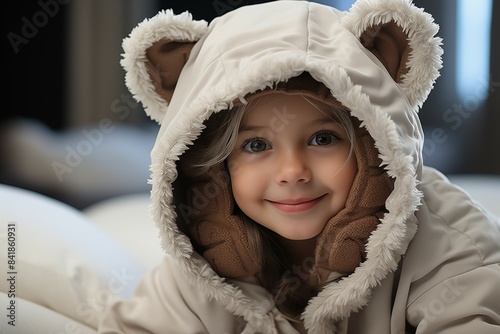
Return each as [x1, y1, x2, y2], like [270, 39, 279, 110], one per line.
[238, 117, 339, 133]
[311, 117, 340, 126]
[238, 124, 266, 133]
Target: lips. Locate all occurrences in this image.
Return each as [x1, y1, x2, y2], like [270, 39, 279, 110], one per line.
[267, 195, 325, 213]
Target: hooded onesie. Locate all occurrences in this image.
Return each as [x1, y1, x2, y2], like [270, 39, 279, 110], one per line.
[99, 0, 500, 333]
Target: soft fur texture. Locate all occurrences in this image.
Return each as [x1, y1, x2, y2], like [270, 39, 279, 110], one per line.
[120, 0, 443, 332]
[121, 10, 208, 123]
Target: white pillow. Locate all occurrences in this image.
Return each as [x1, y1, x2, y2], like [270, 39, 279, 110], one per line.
[0, 292, 97, 334]
[83, 193, 164, 269]
[0, 184, 147, 330]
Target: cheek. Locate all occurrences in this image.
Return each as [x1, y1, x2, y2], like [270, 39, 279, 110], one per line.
[228, 163, 260, 203]
[343, 155, 358, 183]
[325, 154, 358, 195]
[230, 175, 245, 204]
[338, 156, 358, 197]
[229, 170, 266, 221]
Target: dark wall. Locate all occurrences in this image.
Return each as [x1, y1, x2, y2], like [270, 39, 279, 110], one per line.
[413, 0, 500, 175]
[3, 0, 69, 130]
[1, 0, 270, 131]
[480, 0, 500, 175]
[158, 0, 271, 20]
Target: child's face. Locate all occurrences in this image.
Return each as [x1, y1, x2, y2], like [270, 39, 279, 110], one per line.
[227, 93, 357, 240]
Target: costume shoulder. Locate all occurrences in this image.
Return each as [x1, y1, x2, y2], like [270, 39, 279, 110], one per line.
[395, 167, 500, 332]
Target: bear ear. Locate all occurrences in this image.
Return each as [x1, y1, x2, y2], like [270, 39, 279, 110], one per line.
[342, 0, 443, 110]
[359, 21, 410, 84]
[145, 39, 196, 105]
[121, 10, 208, 124]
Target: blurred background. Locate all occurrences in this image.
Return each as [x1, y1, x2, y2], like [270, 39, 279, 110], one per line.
[1, 0, 499, 210]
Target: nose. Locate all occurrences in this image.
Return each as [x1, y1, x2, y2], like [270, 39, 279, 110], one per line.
[274, 150, 312, 184]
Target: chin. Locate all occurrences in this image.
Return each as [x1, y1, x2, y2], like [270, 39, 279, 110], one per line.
[279, 230, 322, 241]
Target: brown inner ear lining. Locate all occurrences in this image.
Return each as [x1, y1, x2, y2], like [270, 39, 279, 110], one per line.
[146, 38, 196, 103]
[360, 21, 411, 83]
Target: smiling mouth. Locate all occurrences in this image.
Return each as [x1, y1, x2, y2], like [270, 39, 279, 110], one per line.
[267, 195, 325, 213]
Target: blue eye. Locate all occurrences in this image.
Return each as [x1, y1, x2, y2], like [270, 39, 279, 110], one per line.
[242, 138, 271, 153]
[309, 131, 339, 146]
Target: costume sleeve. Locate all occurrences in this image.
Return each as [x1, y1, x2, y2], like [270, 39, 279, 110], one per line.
[406, 264, 500, 333]
[97, 255, 244, 334]
[404, 167, 500, 333]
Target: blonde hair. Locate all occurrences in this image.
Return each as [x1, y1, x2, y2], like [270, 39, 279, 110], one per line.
[186, 95, 356, 320]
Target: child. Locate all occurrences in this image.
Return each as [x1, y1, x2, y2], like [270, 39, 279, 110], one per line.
[99, 0, 500, 333]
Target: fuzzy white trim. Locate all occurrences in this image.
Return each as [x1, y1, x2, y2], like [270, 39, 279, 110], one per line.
[342, 0, 443, 111]
[121, 10, 208, 123]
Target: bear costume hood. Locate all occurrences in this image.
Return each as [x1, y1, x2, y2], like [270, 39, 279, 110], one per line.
[121, 0, 442, 331]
